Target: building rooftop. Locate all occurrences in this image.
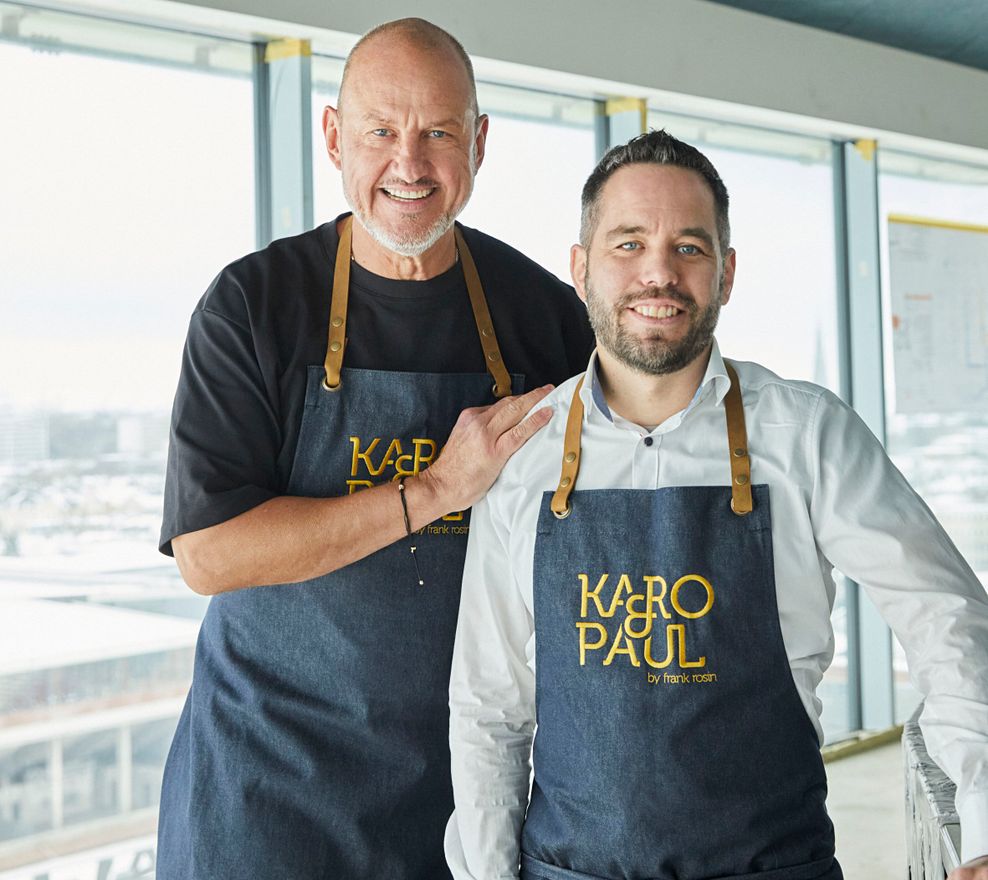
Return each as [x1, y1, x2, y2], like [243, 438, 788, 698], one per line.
[0, 598, 200, 676]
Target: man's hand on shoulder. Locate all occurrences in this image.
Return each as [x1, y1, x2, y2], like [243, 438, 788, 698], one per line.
[419, 384, 554, 512]
[169, 385, 555, 595]
[950, 855, 988, 879]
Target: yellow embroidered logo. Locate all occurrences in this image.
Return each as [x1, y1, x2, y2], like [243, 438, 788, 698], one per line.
[575, 572, 718, 684]
[347, 436, 464, 523]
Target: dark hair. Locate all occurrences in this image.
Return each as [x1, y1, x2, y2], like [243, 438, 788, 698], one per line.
[580, 129, 731, 250]
[339, 18, 478, 117]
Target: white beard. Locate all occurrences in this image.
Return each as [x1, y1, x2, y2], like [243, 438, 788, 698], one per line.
[347, 202, 455, 257]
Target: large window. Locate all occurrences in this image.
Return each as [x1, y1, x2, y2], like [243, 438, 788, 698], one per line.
[0, 5, 254, 876]
[878, 150, 988, 723]
[461, 82, 596, 282]
[310, 54, 346, 227]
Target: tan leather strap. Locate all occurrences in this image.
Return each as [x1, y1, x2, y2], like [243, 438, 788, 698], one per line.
[322, 216, 353, 391]
[550, 362, 754, 519]
[323, 219, 512, 397]
[724, 363, 752, 516]
[454, 227, 512, 399]
[550, 377, 585, 519]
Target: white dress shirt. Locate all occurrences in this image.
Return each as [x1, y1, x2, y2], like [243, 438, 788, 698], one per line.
[447, 340, 988, 878]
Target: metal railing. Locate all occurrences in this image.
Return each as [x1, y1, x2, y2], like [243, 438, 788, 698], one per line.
[904, 706, 961, 878]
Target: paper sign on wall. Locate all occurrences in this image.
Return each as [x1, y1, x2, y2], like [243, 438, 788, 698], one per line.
[888, 214, 988, 414]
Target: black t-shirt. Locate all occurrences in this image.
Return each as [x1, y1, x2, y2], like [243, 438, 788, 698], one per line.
[160, 214, 594, 554]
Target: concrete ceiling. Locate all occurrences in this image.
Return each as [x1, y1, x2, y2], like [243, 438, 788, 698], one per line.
[703, 0, 988, 73]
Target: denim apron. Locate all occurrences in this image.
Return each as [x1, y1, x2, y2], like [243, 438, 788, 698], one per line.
[158, 217, 519, 879]
[520, 366, 841, 880]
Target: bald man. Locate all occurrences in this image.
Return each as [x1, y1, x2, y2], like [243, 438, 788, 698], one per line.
[155, 18, 593, 880]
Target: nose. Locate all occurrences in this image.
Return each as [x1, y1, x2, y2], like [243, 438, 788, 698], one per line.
[391, 135, 431, 183]
[638, 247, 679, 291]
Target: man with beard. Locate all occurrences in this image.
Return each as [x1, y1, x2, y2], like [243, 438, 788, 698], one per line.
[156, 17, 592, 880]
[446, 130, 988, 880]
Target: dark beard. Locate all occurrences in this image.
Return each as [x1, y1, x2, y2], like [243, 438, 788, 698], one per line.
[585, 279, 721, 376]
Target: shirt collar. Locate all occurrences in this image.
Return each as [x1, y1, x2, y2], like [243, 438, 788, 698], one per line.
[579, 338, 732, 426]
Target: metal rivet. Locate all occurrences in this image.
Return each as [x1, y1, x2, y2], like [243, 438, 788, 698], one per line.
[487, 351, 500, 362]
[329, 341, 342, 352]
[564, 452, 576, 463]
[553, 505, 571, 520]
[733, 447, 746, 458]
[560, 477, 571, 488]
[735, 474, 749, 485]
[481, 327, 492, 337]
[332, 316, 343, 327]
[730, 498, 752, 516]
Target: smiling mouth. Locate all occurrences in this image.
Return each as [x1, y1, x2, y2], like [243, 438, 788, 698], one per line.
[631, 304, 682, 318]
[381, 186, 436, 201]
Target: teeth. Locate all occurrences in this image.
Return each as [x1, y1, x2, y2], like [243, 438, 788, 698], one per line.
[633, 305, 679, 318]
[383, 187, 433, 200]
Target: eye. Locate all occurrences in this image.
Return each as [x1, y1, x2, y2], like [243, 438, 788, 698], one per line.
[371, 128, 390, 137]
[677, 244, 701, 255]
[427, 130, 449, 139]
[619, 241, 641, 251]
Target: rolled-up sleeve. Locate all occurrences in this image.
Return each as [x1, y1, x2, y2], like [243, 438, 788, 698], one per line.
[447, 490, 537, 880]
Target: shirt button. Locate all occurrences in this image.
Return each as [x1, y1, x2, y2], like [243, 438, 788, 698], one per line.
[643, 436, 654, 447]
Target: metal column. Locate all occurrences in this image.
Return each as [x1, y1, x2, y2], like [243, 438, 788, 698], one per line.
[833, 138, 895, 731]
[253, 38, 313, 248]
[595, 97, 647, 159]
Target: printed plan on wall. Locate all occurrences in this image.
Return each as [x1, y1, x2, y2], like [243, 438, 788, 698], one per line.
[888, 215, 988, 414]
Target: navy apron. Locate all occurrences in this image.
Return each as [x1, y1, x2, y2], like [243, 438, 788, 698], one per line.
[158, 217, 520, 879]
[520, 366, 841, 880]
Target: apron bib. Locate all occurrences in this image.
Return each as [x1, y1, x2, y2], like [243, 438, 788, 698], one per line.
[520, 368, 840, 880]
[158, 218, 520, 879]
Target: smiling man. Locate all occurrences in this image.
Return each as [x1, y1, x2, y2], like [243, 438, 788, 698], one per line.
[446, 130, 988, 880]
[155, 18, 592, 880]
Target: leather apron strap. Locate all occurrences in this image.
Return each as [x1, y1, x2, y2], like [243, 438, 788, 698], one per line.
[322, 216, 512, 398]
[322, 216, 353, 391]
[550, 361, 753, 518]
[723, 362, 752, 515]
[549, 376, 585, 519]
[454, 226, 513, 398]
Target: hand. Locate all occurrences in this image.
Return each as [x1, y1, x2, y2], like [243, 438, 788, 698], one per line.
[950, 856, 988, 879]
[420, 384, 554, 513]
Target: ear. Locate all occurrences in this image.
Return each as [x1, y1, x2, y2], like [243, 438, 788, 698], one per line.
[323, 105, 343, 171]
[473, 113, 490, 171]
[571, 244, 588, 304]
[720, 247, 736, 305]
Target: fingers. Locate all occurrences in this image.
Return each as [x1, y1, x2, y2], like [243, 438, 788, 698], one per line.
[485, 384, 554, 437]
[420, 385, 556, 514]
[948, 856, 988, 880]
[497, 400, 554, 458]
